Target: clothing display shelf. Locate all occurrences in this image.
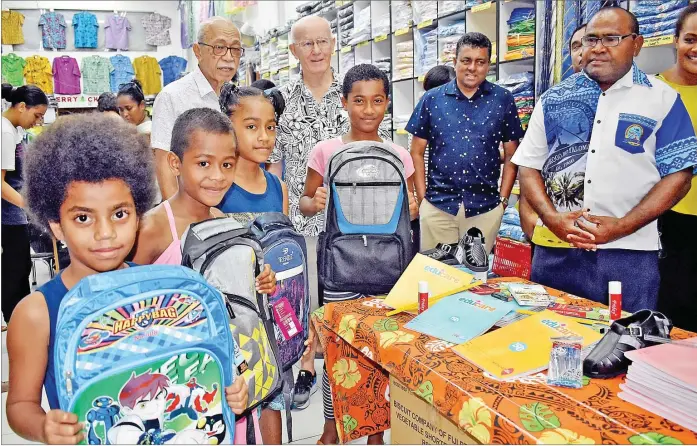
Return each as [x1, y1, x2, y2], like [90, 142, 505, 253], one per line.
[630, 0, 697, 76]
[253, 0, 539, 147]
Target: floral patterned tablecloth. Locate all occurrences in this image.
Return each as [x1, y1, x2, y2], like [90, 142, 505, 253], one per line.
[311, 278, 697, 445]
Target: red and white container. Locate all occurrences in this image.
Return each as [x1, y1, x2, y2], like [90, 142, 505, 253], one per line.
[418, 281, 429, 314]
[609, 281, 622, 321]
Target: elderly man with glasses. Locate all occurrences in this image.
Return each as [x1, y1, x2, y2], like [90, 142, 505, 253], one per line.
[266, 15, 389, 417]
[512, 7, 697, 312]
[151, 16, 244, 200]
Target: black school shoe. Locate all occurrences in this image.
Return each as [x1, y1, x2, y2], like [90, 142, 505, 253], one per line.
[461, 227, 489, 273]
[421, 243, 460, 265]
[583, 310, 673, 379]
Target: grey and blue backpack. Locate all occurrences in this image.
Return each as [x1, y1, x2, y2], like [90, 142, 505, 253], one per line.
[181, 215, 306, 442]
[53, 265, 237, 445]
[318, 141, 415, 295]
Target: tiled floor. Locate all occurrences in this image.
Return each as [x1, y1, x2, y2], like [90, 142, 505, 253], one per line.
[1, 261, 390, 445]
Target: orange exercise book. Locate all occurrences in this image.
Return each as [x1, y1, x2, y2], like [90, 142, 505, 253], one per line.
[453, 310, 602, 380]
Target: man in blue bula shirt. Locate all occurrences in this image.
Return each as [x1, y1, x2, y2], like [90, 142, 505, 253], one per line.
[512, 7, 696, 311]
[407, 32, 524, 253]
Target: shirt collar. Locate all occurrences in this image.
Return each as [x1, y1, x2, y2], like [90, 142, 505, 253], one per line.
[292, 68, 341, 98]
[444, 79, 492, 99]
[192, 65, 216, 97]
[579, 62, 653, 90]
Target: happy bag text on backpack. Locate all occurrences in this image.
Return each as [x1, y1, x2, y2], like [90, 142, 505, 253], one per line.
[319, 141, 415, 295]
[53, 265, 237, 445]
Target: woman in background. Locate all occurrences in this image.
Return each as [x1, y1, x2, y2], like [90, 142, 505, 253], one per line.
[1, 84, 48, 324]
[656, 3, 697, 332]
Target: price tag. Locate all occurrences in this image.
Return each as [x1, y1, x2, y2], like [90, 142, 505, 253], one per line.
[417, 19, 434, 29]
[395, 27, 410, 36]
[418, 75, 425, 82]
[336, 0, 344, 6]
[271, 37, 277, 43]
[645, 35, 674, 47]
[374, 34, 388, 42]
[262, 72, 270, 79]
[290, 62, 298, 69]
[341, 45, 353, 53]
[472, 1, 493, 12]
[396, 129, 408, 135]
[357, 40, 370, 48]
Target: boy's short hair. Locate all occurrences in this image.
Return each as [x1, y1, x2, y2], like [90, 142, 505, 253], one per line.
[170, 107, 235, 159]
[423, 65, 455, 91]
[23, 114, 156, 231]
[342, 64, 390, 99]
[97, 92, 119, 113]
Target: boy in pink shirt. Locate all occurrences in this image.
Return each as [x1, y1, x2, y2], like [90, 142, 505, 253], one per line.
[300, 64, 417, 446]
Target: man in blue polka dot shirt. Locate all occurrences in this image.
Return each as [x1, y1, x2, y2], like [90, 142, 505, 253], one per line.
[406, 32, 524, 253]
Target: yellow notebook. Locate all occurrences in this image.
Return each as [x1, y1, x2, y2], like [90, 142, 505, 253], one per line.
[453, 310, 603, 380]
[384, 254, 476, 316]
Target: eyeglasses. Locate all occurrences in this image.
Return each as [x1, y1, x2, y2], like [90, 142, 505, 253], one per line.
[294, 38, 332, 52]
[581, 33, 637, 48]
[198, 42, 245, 57]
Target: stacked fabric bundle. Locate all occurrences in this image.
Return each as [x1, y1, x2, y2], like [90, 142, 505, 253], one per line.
[392, 1, 413, 30]
[498, 205, 527, 243]
[395, 40, 414, 79]
[633, 0, 688, 39]
[465, 0, 486, 8]
[372, 15, 390, 37]
[497, 72, 534, 129]
[439, 1, 467, 16]
[413, 1, 437, 24]
[438, 23, 465, 66]
[374, 57, 391, 76]
[276, 40, 289, 69]
[338, 3, 354, 47]
[348, 6, 371, 45]
[505, 7, 535, 61]
[341, 50, 355, 72]
[416, 28, 438, 76]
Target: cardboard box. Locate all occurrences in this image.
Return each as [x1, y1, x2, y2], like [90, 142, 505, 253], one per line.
[390, 376, 478, 445]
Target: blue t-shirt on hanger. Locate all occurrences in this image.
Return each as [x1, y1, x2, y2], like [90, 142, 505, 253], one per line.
[110, 55, 135, 92]
[158, 56, 188, 86]
[72, 11, 98, 48]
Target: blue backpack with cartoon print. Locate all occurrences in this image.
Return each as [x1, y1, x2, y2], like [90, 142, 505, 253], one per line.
[53, 265, 238, 445]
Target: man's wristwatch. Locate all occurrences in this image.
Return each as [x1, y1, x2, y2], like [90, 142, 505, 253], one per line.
[500, 196, 509, 207]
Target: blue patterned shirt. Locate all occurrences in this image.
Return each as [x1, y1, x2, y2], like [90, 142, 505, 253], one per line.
[110, 55, 135, 92]
[158, 56, 188, 86]
[512, 63, 697, 251]
[72, 12, 98, 48]
[406, 79, 524, 217]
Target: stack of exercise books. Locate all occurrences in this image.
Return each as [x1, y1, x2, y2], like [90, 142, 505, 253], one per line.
[619, 339, 697, 431]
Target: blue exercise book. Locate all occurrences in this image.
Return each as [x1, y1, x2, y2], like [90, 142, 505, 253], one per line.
[405, 291, 521, 344]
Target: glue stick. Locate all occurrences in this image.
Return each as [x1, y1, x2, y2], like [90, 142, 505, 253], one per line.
[418, 281, 429, 314]
[609, 281, 622, 321]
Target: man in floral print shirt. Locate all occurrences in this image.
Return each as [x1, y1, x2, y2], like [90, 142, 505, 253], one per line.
[267, 15, 390, 413]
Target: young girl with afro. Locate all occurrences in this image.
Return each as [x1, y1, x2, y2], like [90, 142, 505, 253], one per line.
[6, 114, 249, 444]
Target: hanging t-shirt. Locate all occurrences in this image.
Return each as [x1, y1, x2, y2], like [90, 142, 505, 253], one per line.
[53, 56, 81, 95]
[105, 15, 132, 50]
[72, 11, 99, 48]
[1, 10, 24, 45]
[109, 55, 135, 92]
[23, 55, 54, 94]
[158, 56, 188, 86]
[38, 12, 67, 49]
[1, 54, 26, 86]
[142, 13, 172, 46]
[133, 56, 162, 95]
[81, 56, 114, 94]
